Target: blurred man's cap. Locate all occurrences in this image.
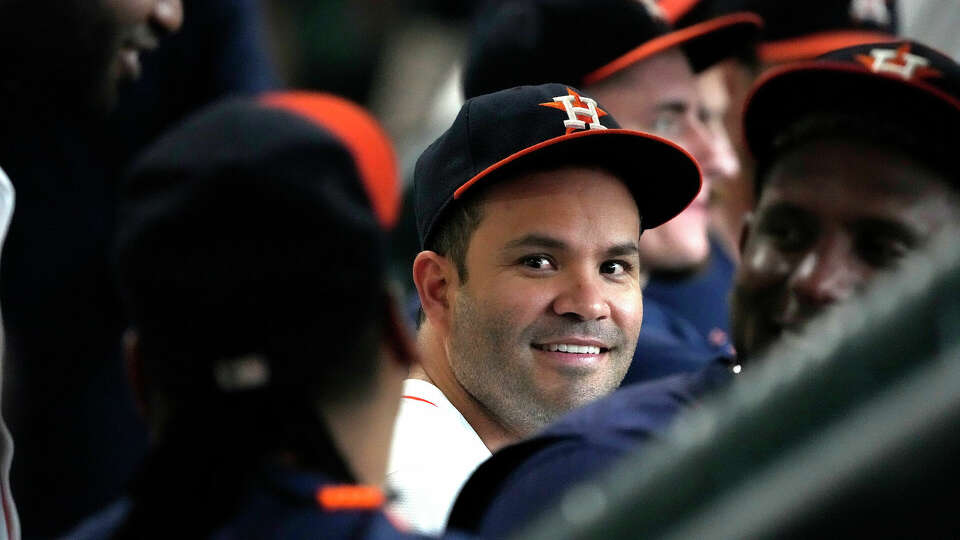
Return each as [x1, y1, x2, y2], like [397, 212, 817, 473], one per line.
[743, 40, 959, 186]
[660, 0, 899, 63]
[415, 83, 702, 247]
[463, 0, 760, 99]
[115, 92, 400, 393]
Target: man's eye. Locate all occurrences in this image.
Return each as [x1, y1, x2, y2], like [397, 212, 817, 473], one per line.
[857, 236, 910, 269]
[762, 221, 811, 252]
[652, 112, 683, 137]
[520, 255, 555, 270]
[600, 260, 631, 276]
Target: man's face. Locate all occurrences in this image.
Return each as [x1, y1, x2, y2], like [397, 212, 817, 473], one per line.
[588, 48, 740, 271]
[0, 0, 182, 114]
[698, 59, 756, 259]
[100, 0, 184, 104]
[732, 138, 960, 359]
[447, 167, 643, 435]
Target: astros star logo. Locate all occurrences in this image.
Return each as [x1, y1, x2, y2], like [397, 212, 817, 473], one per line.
[540, 88, 609, 134]
[854, 43, 943, 81]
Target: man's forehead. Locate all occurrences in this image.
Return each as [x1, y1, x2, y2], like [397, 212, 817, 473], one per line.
[760, 141, 960, 235]
[589, 48, 697, 104]
[764, 139, 953, 203]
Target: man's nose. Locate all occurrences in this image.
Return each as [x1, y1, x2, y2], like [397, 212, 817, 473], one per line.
[552, 270, 611, 322]
[152, 0, 184, 35]
[787, 237, 863, 310]
[682, 118, 734, 199]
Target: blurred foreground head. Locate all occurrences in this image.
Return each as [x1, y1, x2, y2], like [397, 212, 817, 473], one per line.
[114, 91, 410, 494]
[732, 40, 960, 360]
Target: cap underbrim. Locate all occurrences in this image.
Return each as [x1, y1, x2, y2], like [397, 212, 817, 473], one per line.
[583, 12, 762, 86]
[454, 128, 702, 230]
[743, 61, 960, 162]
[757, 30, 898, 64]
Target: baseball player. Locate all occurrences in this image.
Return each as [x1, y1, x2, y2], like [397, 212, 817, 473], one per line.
[448, 39, 960, 537]
[662, 0, 901, 269]
[0, 1, 185, 536]
[387, 83, 702, 534]
[464, 0, 761, 383]
[66, 92, 467, 539]
[0, 1, 187, 534]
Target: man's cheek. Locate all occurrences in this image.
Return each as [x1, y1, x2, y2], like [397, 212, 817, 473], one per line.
[741, 241, 794, 288]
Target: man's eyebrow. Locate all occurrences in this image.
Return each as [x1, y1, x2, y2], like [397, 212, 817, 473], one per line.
[502, 234, 567, 251]
[654, 101, 689, 115]
[854, 217, 922, 248]
[605, 242, 640, 258]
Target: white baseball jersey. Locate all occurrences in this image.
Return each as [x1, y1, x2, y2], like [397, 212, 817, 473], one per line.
[0, 166, 20, 540]
[386, 379, 491, 535]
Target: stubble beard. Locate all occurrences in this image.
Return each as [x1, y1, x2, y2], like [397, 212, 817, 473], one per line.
[448, 289, 631, 437]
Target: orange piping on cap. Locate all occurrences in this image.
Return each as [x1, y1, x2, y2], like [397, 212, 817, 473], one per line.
[582, 12, 762, 86]
[758, 30, 897, 64]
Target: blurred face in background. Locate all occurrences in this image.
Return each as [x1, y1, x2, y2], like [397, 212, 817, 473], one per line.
[731, 138, 960, 360]
[698, 58, 756, 261]
[0, 0, 183, 115]
[101, 0, 184, 104]
[588, 48, 741, 272]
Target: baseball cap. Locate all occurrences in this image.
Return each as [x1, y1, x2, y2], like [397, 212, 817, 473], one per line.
[462, 0, 761, 99]
[414, 83, 702, 248]
[743, 40, 960, 184]
[115, 91, 400, 393]
[661, 0, 899, 63]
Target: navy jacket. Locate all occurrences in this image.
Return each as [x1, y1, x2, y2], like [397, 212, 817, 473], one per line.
[448, 358, 734, 538]
[623, 238, 735, 385]
[643, 236, 735, 350]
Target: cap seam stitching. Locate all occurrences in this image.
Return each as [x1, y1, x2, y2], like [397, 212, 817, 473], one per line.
[464, 99, 477, 188]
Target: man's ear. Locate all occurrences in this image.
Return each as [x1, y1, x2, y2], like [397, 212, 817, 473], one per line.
[123, 329, 149, 420]
[412, 251, 457, 332]
[739, 212, 755, 259]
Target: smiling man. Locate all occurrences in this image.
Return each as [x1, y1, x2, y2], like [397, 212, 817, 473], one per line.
[731, 40, 960, 359]
[0, 0, 183, 536]
[387, 83, 701, 534]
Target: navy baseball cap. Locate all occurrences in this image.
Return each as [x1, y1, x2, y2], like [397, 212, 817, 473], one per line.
[744, 41, 960, 163]
[115, 92, 401, 393]
[463, 0, 761, 99]
[414, 83, 702, 248]
[661, 0, 898, 63]
[744, 40, 960, 184]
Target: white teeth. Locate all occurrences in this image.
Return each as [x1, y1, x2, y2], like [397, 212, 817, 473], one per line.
[542, 344, 601, 354]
